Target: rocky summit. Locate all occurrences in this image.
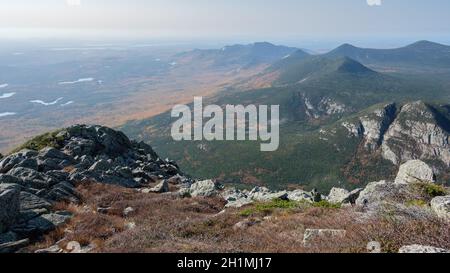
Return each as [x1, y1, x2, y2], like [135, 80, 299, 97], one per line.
[0, 125, 190, 252]
[0, 125, 449, 253]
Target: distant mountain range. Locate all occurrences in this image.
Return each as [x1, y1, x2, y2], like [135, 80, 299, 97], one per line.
[120, 40, 450, 191]
[173, 42, 299, 70]
[325, 40, 450, 72]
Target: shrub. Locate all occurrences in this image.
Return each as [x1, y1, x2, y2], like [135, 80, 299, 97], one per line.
[11, 129, 64, 153]
[239, 199, 302, 216]
[414, 182, 448, 199]
[313, 200, 341, 209]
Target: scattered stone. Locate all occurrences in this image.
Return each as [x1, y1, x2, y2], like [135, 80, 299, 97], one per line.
[249, 187, 288, 202]
[222, 188, 253, 208]
[125, 222, 136, 230]
[395, 160, 435, 184]
[233, 219, 261, 231]
[123, 207, 135, 217]
[431, 196, 450, 220]
[287, 189, 313, 202]
[327, 187, 363, 204]
[0, 238, 29, 253]
[66, 241, 96, 253]
[190, 180, 222, 197]
[35, 244, 63, 253]
[303, 229, 346, 247]
[398, 244, 449, 253]
[148, 180, 169, 193]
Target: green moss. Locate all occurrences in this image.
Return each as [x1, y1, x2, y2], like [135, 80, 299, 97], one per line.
[239, 199, 302, 217]
[414, 182, 448, 198]
[11, 129, 65, 154]
[406, 199, 428, 207]
[239, 199, 342, 217]
[312, 200, 341, 209]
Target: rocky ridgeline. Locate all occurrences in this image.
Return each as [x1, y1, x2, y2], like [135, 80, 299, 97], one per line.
[1, 125, 449, 253]
[0, 125, 191, 252]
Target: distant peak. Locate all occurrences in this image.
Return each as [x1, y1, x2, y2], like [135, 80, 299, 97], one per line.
[336, 43, 358, 51]
[334, 57, 373, 74]
[253, 42, 275, 47]
[340, 43, 357, 48]
[407, 40, 447, 49]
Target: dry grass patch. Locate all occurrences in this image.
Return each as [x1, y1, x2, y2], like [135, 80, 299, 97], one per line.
[26, 183, 450, 253]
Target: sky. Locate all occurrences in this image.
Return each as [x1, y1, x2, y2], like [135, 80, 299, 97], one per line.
[0, 0, 449, 47]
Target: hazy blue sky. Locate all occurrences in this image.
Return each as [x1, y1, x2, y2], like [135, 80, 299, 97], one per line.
[0, 0, 449, 46]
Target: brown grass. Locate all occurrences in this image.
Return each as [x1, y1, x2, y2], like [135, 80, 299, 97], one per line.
[26, 183, 450, 253]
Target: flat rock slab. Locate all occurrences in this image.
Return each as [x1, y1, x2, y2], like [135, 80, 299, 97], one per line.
[17, 211, 72, 234]
[303, 229, 346, 247]
[399, 244, 449, 253]
[0, 238, 29, 253]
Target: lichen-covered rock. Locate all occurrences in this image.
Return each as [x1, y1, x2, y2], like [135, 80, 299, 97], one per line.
[327, 187, 363, 204]
[222, 188, 253, 208]
[394, 160, 435, 184]
[399, 244, 449, 253]
[189, 180, 221, 197]
[431, 196, 450, 220]
[355, 180, 409, 207]
[287, 189, 313, 202]
[248, 187, 288, 202]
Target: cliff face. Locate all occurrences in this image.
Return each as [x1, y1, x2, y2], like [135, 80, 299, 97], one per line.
[359, 103, 397, 151]
[381, 101, 450, 167]
[343, 101, 450, 169]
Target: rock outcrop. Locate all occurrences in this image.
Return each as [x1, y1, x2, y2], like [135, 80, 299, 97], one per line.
[355, 180, 407, 207]
[0, 125, 190, 251]
[300, 94, 348, 120]
[341, 101, 450, 177]
[359, 103, 397, 151]
[394, 160, 436, 184]
[381, 101, 450, 167]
